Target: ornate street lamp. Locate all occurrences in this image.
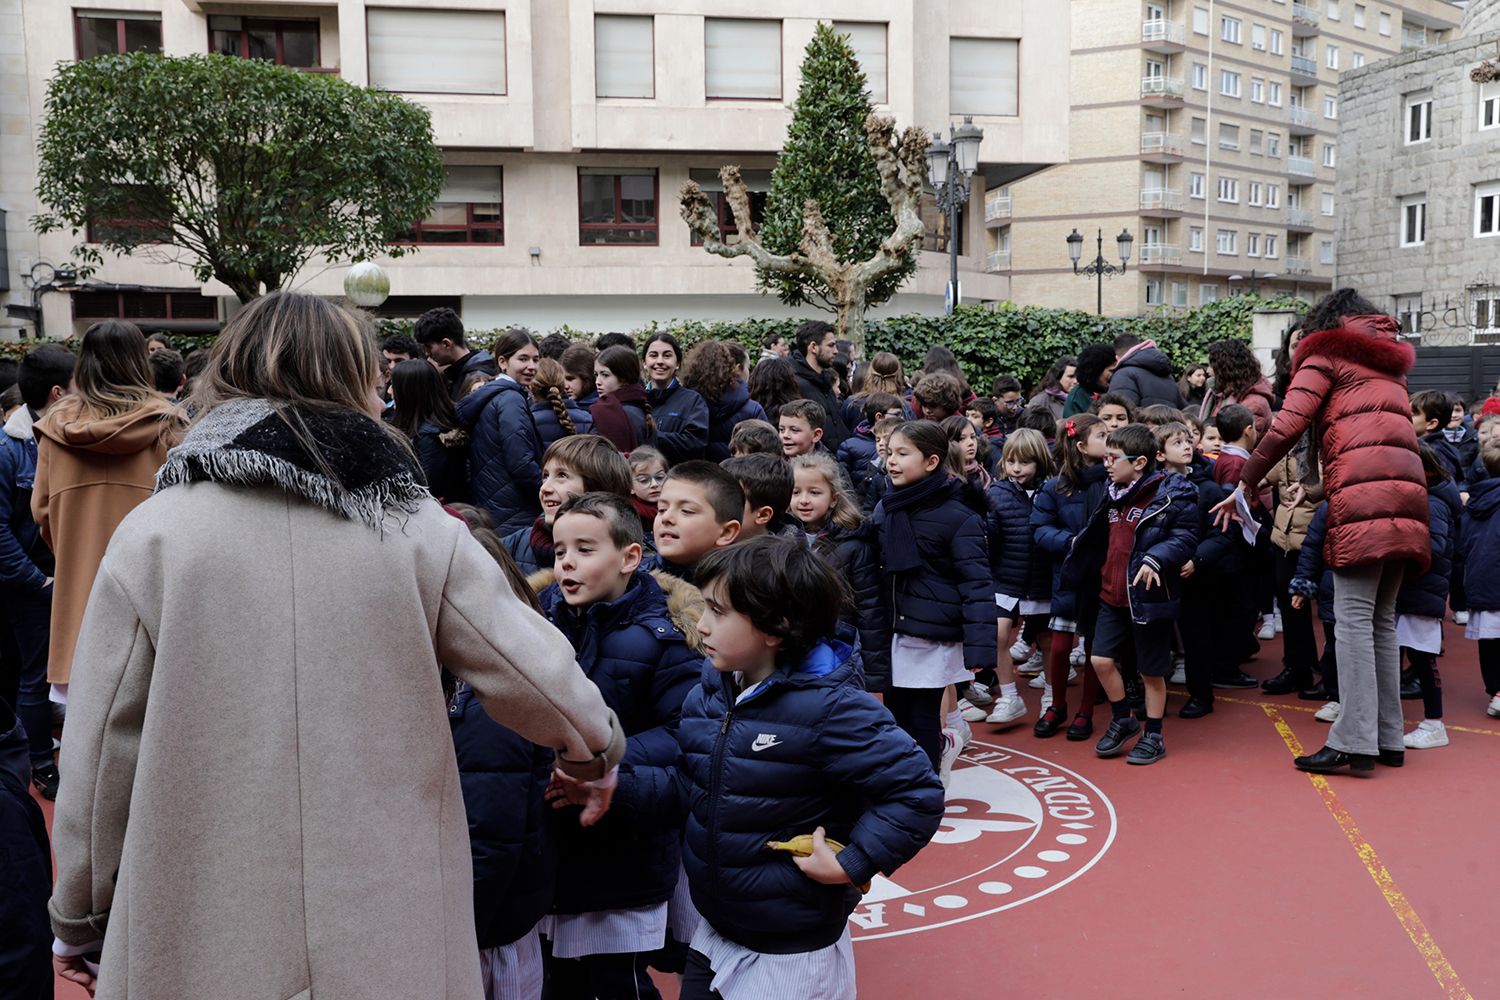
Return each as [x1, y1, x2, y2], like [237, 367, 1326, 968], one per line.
[1067, 228, 1134, 316]
[926, 116, 985, 314]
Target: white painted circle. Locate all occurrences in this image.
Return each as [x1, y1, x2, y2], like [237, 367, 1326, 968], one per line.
[1056, 834, 1088, 845]
[933, 895, 968, 909]
[1013, 866, 1049, 879]
[1037, 850, 1072, 863]
[978, 881, 1013, 895]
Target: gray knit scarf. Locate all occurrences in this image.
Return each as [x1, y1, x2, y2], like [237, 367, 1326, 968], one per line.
[156, 398, 429, 530]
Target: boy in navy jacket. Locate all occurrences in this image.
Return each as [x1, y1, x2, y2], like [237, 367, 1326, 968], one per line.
[673, 537, 942, 999]
[1064, 423, 1198, 765]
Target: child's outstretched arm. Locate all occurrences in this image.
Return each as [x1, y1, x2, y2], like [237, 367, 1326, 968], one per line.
[611, 642, 701, 822]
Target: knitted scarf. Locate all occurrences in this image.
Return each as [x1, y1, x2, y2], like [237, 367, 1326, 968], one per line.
[528, 515, 556, 564]
[156, 398, 428, 530]
[880, 472, 957, 574]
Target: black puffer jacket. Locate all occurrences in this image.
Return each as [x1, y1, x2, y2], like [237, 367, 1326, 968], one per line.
[791, 356, 849, 452]
[808, 521, 890, 690]
[703, 381, 766, 462]
[986, 478, 1051, 602]
[1109, 347, 1185, 409]
[411, 420, 468, 504]
[455, 376, 543, 534]
[646, 381, 709, 464]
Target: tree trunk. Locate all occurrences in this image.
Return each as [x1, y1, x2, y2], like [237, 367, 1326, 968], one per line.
[836, 290, 867, 354]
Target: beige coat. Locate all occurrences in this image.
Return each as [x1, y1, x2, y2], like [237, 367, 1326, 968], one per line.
[49, 482, 621, 1000]
[31, 396, 186, 684]
[1265, 453, 1324, 553]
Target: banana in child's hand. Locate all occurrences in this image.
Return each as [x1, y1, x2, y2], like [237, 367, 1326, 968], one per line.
[766, 834, 872, 893]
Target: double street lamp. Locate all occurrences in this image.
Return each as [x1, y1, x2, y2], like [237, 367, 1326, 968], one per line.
[926, 117, 984, 315]
[1066, 227, 1134, 316]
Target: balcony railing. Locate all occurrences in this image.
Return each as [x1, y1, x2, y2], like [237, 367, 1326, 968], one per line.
[1291, 3, 1320, 25]
[1286, 207, 1316, 228]
[1138, 243, 1183, 266]
[1287, 105, 1318, 130]
[1284, 256, 1313, 274]
[1140, 189, 1185, 213]
[985, 250, 1012, 272]
[985, 194, 1012, 223]
[1402, 28, 1430, 51]
[1140, 76, 1185, 100]
[1287, 154, 1317, 176]
[1290, 54, 1318, 79]
[1141, 19, 1186, 47]
[1140, 131, 1185, 157]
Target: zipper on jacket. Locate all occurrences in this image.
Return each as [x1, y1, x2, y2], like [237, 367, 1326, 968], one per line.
[1126, 488, 1175, 624]
[707, 694, 735, 883]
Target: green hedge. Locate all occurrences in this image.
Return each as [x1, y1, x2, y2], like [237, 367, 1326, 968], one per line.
[2, 294, 1298, 392]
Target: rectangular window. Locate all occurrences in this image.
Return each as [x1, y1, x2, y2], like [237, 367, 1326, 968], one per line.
[1251, 77, 1265, 103]
[1321, 190, 1335, 215]
[1324, 95, 1338, 119]
[1397, 293, 1424, 334]
[1268, 81, 1283, 107]
[1172, 281, 1189, 307]
[1264, 235, 1279, 258]
[1221, 15, 1242, 43]
[1253, 24, 1267, 50]
[1190, 226, 1205, 251]
[1483, 81, 1500, 130]
[1191, 117, 1206, 144]
[397, 166, 504, 244]
[1400, 195, 1428, 247]
[1193, 6, 1210, 34]
[1217, 229, 1238, 254]
[1267, 132, 1281, 156]
[76, 11, 162, 58]
[834, 22, 888, 104]
[1326, 45, 1340, 70]
[1249, 181, 1264, 206]
[1145, 58, 1166, 81]
[1270, 29, 1284, 55]
[210, 16, 320, 67]
[1250, 128, 1264, 154]
[1146, 279, 1164, 306]
[1405, 96, 1432, 143]
[1354, 3, 1366, 28]
[72, 289, 216, 321]
[688, 168, 771, 245]
[1219, 176, 1239, 202]
[1323, 142, 1336, 167]
[1220, 69, 1241, 97]
[1379, 11, 1391, 36]
[950, 37, 1019, 116]
[1267, 184, 1281, 208]
[706, 19, 782, 100]
[595, 15, 654, 99]
[1200, 283, 1220, 304]
[1192, 62, 1208, 90]
[1353, 51, 1365, 68]
[1247, 232, 1262, 257]
[368, 9, 506, 94]
[578, 168, 658, 245]
[1190, 172, 1206, 199]
[1219, 122, 1240, 150]
[1320, 239, 1334, 264]
[1473, 288, 1500, 333]
[1476, 182, 1500, 238]
[1328, 1, 1341, 20]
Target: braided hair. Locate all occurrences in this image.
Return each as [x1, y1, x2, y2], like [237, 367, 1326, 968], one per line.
[533, 358, 576, 436]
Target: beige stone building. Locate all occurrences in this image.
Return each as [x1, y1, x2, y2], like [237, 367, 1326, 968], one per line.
[994, 0, 1464, 317]
[0, 0, 1068, 338]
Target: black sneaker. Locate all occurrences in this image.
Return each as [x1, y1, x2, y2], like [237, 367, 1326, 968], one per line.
[1126, 732, 1167, 765]
[1095, 716, 1141, 757]
[32, 763, 59, 801]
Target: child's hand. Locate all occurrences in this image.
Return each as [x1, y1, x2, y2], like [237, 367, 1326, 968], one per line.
[791, 827, 853, 886]
[54, 954, 97, 995]
[1282, 483, 1306, 509]
[1290, 595, 1306, 610]
[547, 767, 619, 827]
[1179, 560, 1195, 579]
[1131, 564, 1162, 589]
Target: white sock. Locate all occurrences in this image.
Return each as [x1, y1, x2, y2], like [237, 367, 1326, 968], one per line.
[946, 709, 964, 731]
[1043, 682, 1055, 702]
[1419, 719, 1444, 730]
[1000, 682, 1019, 699]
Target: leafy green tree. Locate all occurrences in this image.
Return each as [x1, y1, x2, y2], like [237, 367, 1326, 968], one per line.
[33, 53, 444, 302]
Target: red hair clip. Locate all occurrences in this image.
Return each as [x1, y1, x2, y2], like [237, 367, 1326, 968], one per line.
[1065, 419, 1078, 438]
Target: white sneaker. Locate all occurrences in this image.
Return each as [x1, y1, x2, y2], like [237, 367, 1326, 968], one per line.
[1403, 722, 1449, 749]
[1070, 638, 1087, 668]
[1030, 667, 1076, 688]
[1454, 610, 1470, 626]
[959, 698, 989, 723]
[1009, 637, 1031, 662]
[985, 695, 1028, 726]
[1016, 649, 1045, 675]
[1273, 609, 1284, 633]
[1257, 618, 1276, 641]
[1169, 664, 1187, 685]
[1488, 694, 1500, 718]
[939, 729, 962, 789]
[963, 681, 995, 708]
[954, 716, 973, 749]
[1040, 693, 1053, 713]
[1314, 701, 1341, 723]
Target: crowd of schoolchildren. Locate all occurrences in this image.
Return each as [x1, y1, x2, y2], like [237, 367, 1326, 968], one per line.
[1, 290, 1494, 999]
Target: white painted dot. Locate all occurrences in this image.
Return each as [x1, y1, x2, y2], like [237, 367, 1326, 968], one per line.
[978, 881, 1013, 895]
[1038, 850, 1072, 863]
[1013, 866, 1049, 879]
[1056, 833, 1088, 845]
[933, 895, 968, 909]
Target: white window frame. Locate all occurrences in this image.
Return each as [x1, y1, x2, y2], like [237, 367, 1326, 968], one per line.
[1190, 225, 1205, 251]
[1221, 15, 1242, 43]
[1323, 142, 1337, 167]
[1251, 77, 1265, 103]
[1354, 3, 1366, 28]
[1319, 239, 1335, 265]
[1171, 281, 1189, 307]
[1219, 122, 1240, 150]
[1405, 95, 1432, 144]
[1250, 128, 1264, 154]
[1191, 117, 1207, 144]
[367, 8, 508, 96]
[1326, 44, 1340, 70]
[1353, 52, 1365, 68]
[1267, 184, 1281, 208]
[833, 22, 888, 104]
[595, 14, 655, 99]
[1324, 95, 1338, 119]
[1264, 235, 1279, 258]
[1270, 29, 1284, 55]
[1193, 6, 1210, 34]
[949, 37, 1019, 116]
[1252, 24, 1267, 50]
[1248, 181, 1264, 206]
[1220, 69, 1241, 97]
[1482, 81, 1500, 131]
[1268, 81, 1283, 107]
[1401, 195, 1426, 247]
[1473, 288, 1500, 334]
[1192, 62, 1208, 90]
[705, 18, 784, 101]
[1190, 172, 1206, 199]
[1476, 182, 1500, 239]
[1267, 132, 1281, 157]
[1219, 176, 1239, 202]
[1146, 278, 1164, 306]
[1321, 190, 1335, 215]
[1327, 1, 1341, 20]
[1217, 229, 1238, 254]
[1379, 11, 1391, 36]
[1200, 283, 1220, 304]
[1247, 232, 1262, 257]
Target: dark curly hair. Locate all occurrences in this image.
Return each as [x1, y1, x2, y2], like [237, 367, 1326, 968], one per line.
[1205, 340, 1265, 401]
[682, 339, 741, 404]
[1074, 344, 1117, 395]
[1301, 287, 1383, 334]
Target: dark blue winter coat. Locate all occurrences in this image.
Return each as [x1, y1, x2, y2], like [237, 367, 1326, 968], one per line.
[646, 381, 709, 464]
[1030, 463, 1108, 621]
[411, 420, 469, 504]
[836, 422, 879, 510]
[1423, 430, 1466, 488]
[1463, 476, 1500, 612]
[673, 640, 943, 954]
[574, 389, 600, 411]
[0, 413, 49, 589]
[538, 568, 702, 913]
[986, 478, 1051, 604]
[704, 381, 766, 462]
[873, 479, 997, 669]
[1397, 479, 1460, 619]
[1185, 461, 1249, 576]
[448, 683, 555, 948]
[530, 397, 595, 454]
[500, 521, 550, 577]
[858, 463, 890, 515]
[443, 348, 498, 401]
[1446, 425, 1479, 481]
[808, 521, 890, 690]
[456, 376, 543, 534]
[1062, 471, 1200, 625]
[1291, 502, 1337, 624]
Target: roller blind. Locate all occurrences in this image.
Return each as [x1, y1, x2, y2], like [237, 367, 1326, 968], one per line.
[833, 22, 888, 104]
[949, 37, 1018, 117]
[439, 166, 503, 203]
[367, 9, 506, 95]
[705, 19, 781, 100]
[595, 14, 653, 98]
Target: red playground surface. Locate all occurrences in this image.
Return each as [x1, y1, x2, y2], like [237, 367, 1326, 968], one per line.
[45, 625, 1495, 999]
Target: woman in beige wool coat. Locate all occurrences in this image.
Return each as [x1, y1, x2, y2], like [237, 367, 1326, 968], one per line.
[48, 292, 625, 1000]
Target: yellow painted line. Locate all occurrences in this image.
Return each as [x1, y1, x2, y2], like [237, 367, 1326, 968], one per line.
[1210, 693, 1500, 738]
[1261, 704, 1475, 1000]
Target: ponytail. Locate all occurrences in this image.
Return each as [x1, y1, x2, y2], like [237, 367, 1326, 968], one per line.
[533, 358, 577, 437]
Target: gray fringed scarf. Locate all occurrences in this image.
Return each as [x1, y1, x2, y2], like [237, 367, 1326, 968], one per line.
[156, 398, 429, 529]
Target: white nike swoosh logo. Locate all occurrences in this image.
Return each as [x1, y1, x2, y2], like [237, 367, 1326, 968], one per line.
[751, 736, 781, 752]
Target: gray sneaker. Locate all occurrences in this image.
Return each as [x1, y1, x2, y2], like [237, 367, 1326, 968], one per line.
[1126, 732, 1167, 765]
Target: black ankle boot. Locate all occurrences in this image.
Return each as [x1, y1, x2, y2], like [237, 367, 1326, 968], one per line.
[1294, 745, 1375, 776]
[1261, 668, 1310, 696]
[1377, 749, 1405, 767]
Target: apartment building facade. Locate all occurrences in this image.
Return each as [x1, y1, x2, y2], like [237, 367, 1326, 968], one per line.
[992, 0, 1463, 317]
[0, 0, 1068, 338]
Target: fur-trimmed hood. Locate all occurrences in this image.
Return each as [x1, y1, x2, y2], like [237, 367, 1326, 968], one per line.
[1294, 315, 1413, 376]
[528, 566, 705, 652]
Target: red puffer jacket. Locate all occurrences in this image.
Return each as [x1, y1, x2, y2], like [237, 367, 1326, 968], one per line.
[1239, 314, 1430, 572]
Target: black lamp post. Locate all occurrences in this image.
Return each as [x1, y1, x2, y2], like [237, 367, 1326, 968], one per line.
[926, 116, 984, 315]
[1228, 269, 1278, 294]
[1066, 228, 1134, 316]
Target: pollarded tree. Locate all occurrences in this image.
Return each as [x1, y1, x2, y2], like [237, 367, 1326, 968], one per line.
[33, 52, 445, 302]
[680, 24, 926, 348]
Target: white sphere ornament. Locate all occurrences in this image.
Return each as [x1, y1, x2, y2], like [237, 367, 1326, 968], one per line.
[344, 261, 390, 308]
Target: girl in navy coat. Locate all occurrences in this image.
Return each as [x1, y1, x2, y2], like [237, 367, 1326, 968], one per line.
[683, 339, 767, 462]
[1030, 414, 1110, 739]
[1397, 444, 1462, 749]
[1463, 441, 1500, 719]
[529, 357, 594, 452]
[456, 329, 545, 533]
[389, 359, 469, 504]
[790, 452, 890, 690]
[673, 538, 943, 1000]
[874, 420, 997, 774]
[642, 333, 709, 464]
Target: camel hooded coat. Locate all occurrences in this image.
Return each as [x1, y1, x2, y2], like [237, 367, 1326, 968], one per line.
[31, 396, 186, 686]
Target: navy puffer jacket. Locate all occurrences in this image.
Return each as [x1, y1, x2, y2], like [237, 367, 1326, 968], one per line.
[1397, 479, 1460, 619]
[1464, 478, 1500, 611]
[501, 522, 549, 577]
[704, 381, 766, 462]
[530, 397, 595, 454]
[1030, 463, 1108, 621]
[456, 377, 543, 534]
[1422, 430, 1465, 488]
[646, 381, 709, 464]
[836, 422, 879, 509]
[449, 682, 555, 948]
[673, 641, 943, 954]
[808, 521, 890, 690]
[873, 479, 996, 669]
[1291, 502, 1337, 624]
[986, 478, 1051, 602]
[1109, 347, 1185, 409]
[537, 568, 703, 913]
[411, 420, 469, 504]
[1185, 461, 1249, 576]
[0, 411, 50, 588]
[1063, 471, 1200, 625]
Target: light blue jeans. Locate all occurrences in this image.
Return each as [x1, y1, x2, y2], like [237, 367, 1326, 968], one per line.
[1328, 561, 1405, 755]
